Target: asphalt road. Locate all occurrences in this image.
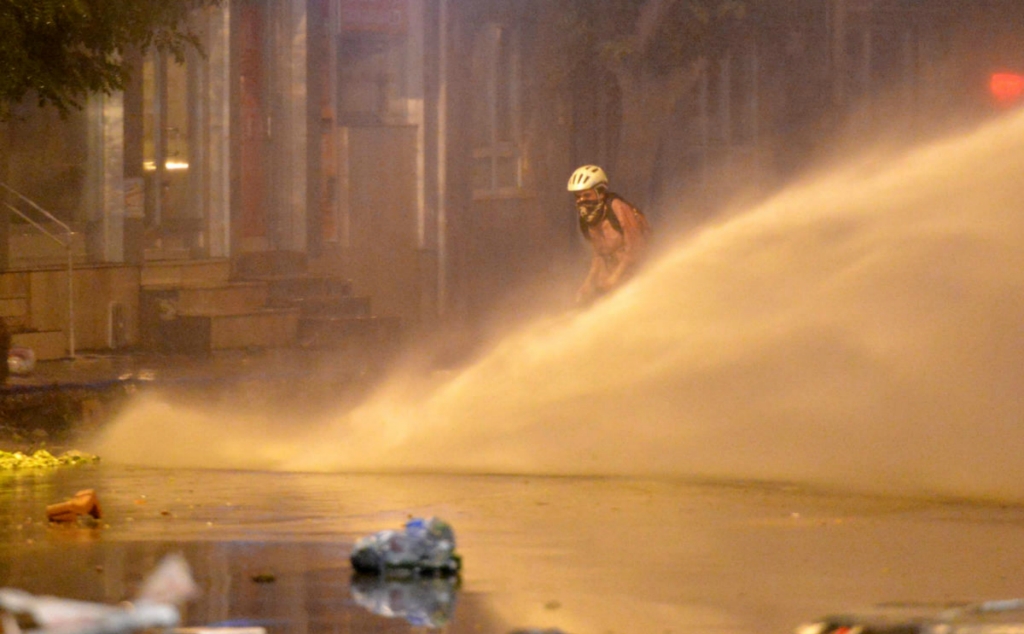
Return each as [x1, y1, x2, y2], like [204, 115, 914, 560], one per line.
[3, 465, 1024, 634]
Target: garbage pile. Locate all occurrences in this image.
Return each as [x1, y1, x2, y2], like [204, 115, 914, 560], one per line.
[350, 517, 461, 577]
[0, 450, 98, 471]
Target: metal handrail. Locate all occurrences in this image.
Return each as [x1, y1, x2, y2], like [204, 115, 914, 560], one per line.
[3, 204, 66, 247]
[1, 183, 73, 234]
[0, 182, 76, 359]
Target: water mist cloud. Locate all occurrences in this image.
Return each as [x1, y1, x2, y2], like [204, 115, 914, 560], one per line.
[95, 110, 1024, 503]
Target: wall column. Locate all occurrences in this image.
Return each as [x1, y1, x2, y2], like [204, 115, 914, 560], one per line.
[205, 3, 232, 258]
[85, 92, 125, 263]
[269, 0, 308, 252]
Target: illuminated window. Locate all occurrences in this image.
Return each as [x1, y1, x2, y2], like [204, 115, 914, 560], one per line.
[141, 50, 193, 233]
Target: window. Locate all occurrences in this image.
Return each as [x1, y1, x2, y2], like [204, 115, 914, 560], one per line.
[141, 49, 196, 248]
[471, 23, 523, 199]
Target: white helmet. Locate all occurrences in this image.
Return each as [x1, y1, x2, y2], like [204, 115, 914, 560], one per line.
[567, 165, 608, 192]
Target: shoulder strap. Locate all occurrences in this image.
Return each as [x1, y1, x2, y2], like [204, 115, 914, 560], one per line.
[606, 193, 647, 235]
[603, 193, 625, 235]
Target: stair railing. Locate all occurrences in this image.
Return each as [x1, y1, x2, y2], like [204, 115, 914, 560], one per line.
[0, 182, 76, 359]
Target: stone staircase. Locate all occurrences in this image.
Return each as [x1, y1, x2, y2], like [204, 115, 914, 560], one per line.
[261, 274, 401, 352]
[140, 259, 297, 353]
[140, 255, 400, 355]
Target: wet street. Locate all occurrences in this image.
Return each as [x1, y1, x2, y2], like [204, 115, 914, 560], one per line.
[5, 0, 1024, 632]
[4, 463, 1024, 634]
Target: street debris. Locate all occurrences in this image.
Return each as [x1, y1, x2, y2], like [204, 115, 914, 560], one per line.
[46, 489, 102, 523]
[796, 598, 1024, 634]
[0, 450, 99, 471]
[0, 552, 198, 634]
[350, 575, 458, 628]
[7, 347, 36, 376]
[350, 517, 461, 576]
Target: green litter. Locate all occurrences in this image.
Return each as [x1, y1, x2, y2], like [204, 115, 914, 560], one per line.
[0, 449, 100, 470]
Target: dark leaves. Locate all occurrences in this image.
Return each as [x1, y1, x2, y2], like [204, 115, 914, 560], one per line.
[0, 0, 220, 118]
[557, 0, 761, 77]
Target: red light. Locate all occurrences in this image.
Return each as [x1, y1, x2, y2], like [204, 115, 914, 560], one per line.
[989, 72, 1024, 105]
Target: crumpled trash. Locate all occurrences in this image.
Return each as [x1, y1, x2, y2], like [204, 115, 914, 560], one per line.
[0, 552, 198, 634]
[350, 575, 458, 628]
[796, 599, 1024, 634]
[8, 347, 35, 376]
[350, 517, 461, 576]
[46, 489, 102, 523]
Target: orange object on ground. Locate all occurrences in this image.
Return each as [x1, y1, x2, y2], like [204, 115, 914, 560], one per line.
[46, 489, 102, 522]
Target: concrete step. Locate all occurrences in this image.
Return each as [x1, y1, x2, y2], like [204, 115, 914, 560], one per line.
[207, 309, 300, 350]
[9, 255, 90, 270]
[12, 330, 66, 361]
[145, 308, 300, 353]
[141, 259, 232, 288]
[297, 315, 401, 350]
[249, 274, 354, 305]
[269, 294, 371, 318]
[143, 246, 192, 261]
[143, 283, 270, 316]
[233, 251, 308, 278]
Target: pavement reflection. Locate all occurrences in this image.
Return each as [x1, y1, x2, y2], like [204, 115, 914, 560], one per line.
[350, 575, 459, 628]
[3, 466, 1024, 634]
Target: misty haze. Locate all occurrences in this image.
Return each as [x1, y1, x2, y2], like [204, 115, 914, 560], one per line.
[3, 2, 1024, 634]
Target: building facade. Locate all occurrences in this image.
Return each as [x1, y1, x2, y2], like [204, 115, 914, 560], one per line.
[0, 0, 1021, 358]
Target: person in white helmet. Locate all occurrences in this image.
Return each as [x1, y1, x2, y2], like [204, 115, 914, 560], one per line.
[567, 165, 649, 305]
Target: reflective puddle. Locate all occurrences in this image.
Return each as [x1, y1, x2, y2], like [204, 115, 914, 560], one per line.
[4, 465, 1024, 634]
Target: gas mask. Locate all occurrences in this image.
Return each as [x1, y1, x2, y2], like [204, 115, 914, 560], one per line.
[577, 197, 605, 226]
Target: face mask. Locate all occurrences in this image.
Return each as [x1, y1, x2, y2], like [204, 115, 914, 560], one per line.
[577, 199, 603, 225]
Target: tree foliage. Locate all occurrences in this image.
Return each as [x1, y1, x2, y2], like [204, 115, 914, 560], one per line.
[539, 0, 766, 205]
[0, 0, 220, 117]
[553, 0, 763, 80]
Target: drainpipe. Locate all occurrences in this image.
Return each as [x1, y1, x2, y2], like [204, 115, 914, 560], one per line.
[66, 239, 75, 358]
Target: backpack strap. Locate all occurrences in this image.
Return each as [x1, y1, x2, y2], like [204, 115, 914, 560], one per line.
[610, 192, 651, 236]
[603, 193, 625, 235]
[579, 192, 624, 236]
